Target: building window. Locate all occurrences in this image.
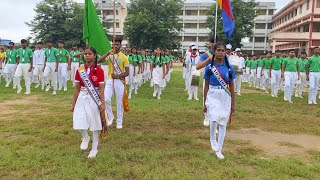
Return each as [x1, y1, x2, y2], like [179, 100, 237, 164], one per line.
[317, 0, 320, 8]
[267, 23, 272, 29]
[185, 10, 197, 16]
[185, 10, 191, 15]
[116, 23, 119, 28]
[268, 9, 273, 15]
[258, 9, 267, 15]
[307, 0, 310, 10]
[255, 23, 266, 29]
[102, 0, 106, 3]
[300, 5, 302, 14]
[184, 23, 197, 29]
[255, 37, 265, 43]
[313, 22, 320, 32]
[303, 24, 310, 32]
[199, 37, 208, 42]
[180, 10, 183, 15]
[199, 10, 209, 16]
[199, 23, 208, 29]
[184, 36, 197, 42]
[295, 9, 297, 16]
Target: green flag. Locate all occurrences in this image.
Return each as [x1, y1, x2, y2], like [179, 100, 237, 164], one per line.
[83, 0, 111, 55]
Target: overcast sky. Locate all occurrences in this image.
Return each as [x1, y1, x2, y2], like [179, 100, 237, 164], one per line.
[0, 0, 291, 43]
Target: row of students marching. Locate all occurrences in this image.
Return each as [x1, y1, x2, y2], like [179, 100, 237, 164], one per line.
[244, 47, 320, 104]
[122, 46, 174, 100]
[0, 39, 84, 95]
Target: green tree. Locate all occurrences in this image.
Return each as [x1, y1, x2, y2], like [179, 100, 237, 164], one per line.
[26, 0, 84, 48]
[206, 0, 258, 48]
[124, 0, 183, 50]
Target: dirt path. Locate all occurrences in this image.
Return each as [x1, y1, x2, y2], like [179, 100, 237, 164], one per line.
[0, 95, 40, 117]
[227, 128, 320, 157]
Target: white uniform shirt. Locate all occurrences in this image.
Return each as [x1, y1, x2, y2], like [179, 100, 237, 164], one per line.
[33, 49, 45, 65]
[186, 54, 200, 74]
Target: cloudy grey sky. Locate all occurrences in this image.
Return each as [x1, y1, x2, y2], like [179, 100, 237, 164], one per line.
[0, 0, 291, 42]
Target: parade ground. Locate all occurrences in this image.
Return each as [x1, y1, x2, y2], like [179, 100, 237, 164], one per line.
[1, 65, 320, 179]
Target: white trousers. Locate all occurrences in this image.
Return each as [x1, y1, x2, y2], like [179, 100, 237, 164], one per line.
[3, 63, 17, 87]
[295, 72, 306, 97]
[284, 72, 297, 101]
[235, 74, 242, 94]
[250, 69, 256, 87]
[271, 70, 281, 96]
[101, 65, 108, 83]
[43, 62, 58, 91]
[262, 69, 270, 92]
[71, 62, 79, 86]
[256, 67, 263, 89]
[14, 64, 32, 91]
[33, 64, 45, 88]
[105, 79, 124, 126]
[244, 67, 250, 82]
[308, 72, 320, 103]
[58, 63, 68, 88]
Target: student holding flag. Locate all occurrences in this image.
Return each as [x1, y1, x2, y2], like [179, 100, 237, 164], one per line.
[203, 41, 236, 160]
[72, 47, 105, 158]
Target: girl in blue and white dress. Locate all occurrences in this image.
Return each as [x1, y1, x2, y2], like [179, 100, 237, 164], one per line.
[203, 41, 236, 160]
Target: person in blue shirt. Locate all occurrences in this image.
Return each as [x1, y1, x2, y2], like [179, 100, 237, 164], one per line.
[196, 35, 215, 127]
[203, 41, 236, 160]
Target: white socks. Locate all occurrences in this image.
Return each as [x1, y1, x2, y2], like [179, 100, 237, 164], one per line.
[79, 130, 100, 158]
[210, 121, 227, 159]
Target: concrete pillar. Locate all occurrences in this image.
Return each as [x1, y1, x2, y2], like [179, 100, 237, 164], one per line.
[272, 40, 276, 53]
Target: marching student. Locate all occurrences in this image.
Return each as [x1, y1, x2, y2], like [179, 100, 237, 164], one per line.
[269, 50, 282, 97]
[280, 51, 287, 91]
[196, 35, 215, 127]
[132, 47, 139, 94]
[57, 40, 71, 91]
[152, 48, 166, 100]
[0, 48, 6, 84]
[306, 47, 320, 104]
[137, 49, 143, 87]
[69, 44, 80, 87]
[203, 41, 236, 160]
[98, 39, 129, 129]
[295, 51, 308, 99]
[256, 55, 264, 90]
[3, 42, 17, 88]
[249, 55, 257, 87]
[14, 39, 33, 94]
[186, 46, 200, 100]
[43, 39, 59, 95]
[183, 43, 195, 81]
[145, 50, 152, 81]
[32, 41, 45, 90]
[71, 47, 105, 158]
[124, 45, 134, 99]
[149, 50, 155, 87]
[282, 49, 300, 104]
[233, 48, 245, 95]
[261, 52, 272, 94]
[245, 56, 251, 83]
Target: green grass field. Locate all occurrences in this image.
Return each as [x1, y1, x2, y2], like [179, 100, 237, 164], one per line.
[1, 66, 320, 179]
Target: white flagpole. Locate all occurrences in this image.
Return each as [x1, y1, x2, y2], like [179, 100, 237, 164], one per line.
[214, 1, 218, 44]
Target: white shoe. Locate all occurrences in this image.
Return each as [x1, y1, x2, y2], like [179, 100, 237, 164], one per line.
[288, 100, 293, 104]
[128, 95, 131, 99]
[299, 96, 303, 99]
[35, 84, 40, 88]
[215, 151, 225, 160]
[313, 101, 318, 105]
[107, 119, 114, 126]
[13, 86, 16, 89]
[203, 119, 209, 127]
[80, 138, 90, 150]
[64, 87, 67, 91]
[195, 97, 199, 101]
[58, 87, 62, 91]
[45, 86, 50, 92]
[24, 91, 31, 95]
[17, 87, 22, 94]
[295, 94, 299, 98]
[5, 83, 9, 87]
[52, 91, 57, 95]
[157, 96, 161, 100]
[212, 141, 219, 152]
[284, 97, 288, 101]
[87, 150, 98, 158]
[308, 101, 313, 105]
[318, 95, 320, 99]
[134, 91, 137, 95]
[271, 94, 275, 97]
[116, 124, 123, 129]
[153, 93, 156, 97]
[265, 91, 269, 94]
[237, 93, 241, 96]
[187, 97, 192, 100]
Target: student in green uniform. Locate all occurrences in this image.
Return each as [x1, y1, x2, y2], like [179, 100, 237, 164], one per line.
[124, 45, 134, 99]
[295, 51, 308, 99]
[256, 55, 264, 89]
[132, 48, 139, 94]
[43, 39, 59, 95]
[14, 39, 33, 94]
[152, 48, 166, 99]
[282, 49, 300, 103]
[249, 55, 257, 87]
[261, 52, 272, 93]
[69, 44, 80, 87]
[245, 57, 251, 83]
[57, 40, 71, 91]
[4, 42, 18, 88]
[269, 50, 282, 97]
[306, 47, 320, 104]
[149, 50, 156, 87]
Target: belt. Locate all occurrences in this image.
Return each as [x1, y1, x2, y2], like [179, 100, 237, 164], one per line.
[210, 85, 223, 89]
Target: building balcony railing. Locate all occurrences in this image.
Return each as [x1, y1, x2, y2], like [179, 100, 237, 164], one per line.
[269, 32, 310, 41]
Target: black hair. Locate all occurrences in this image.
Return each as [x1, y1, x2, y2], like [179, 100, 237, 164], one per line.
[209, 41, 232, 79]
[275, 49, 281, 53]
[85, 47, 98, 74]
[289, 49, 295, 52]
[314, 46, 319, 49]
[9, 42, 14, 46]
[300, 51, 307, 55]
[37, 41, 43, 45]
[115, 38, 122, 44]
[21, 39, 27, 44]
[72, 44, 77, 47]
[46, 39, 52, 43]
[58, 40, 64, 45]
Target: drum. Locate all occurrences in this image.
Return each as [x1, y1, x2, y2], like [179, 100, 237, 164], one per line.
[191, 75, 200, 86]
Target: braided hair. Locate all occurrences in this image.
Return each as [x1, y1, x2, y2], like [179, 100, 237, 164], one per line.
[208, 41, 232, 79]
